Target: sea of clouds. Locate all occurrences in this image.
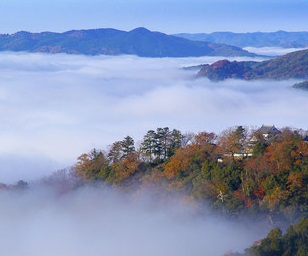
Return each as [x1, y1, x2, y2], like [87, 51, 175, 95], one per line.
[0, 50, 306, 256]
[0, 185, 266, 256]
[0, 51, 307, 183]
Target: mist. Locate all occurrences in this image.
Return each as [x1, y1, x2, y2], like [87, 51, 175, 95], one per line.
[0, 52, 307, 183]
[0, 185, 266, 256]
[244, 46, 308, 56]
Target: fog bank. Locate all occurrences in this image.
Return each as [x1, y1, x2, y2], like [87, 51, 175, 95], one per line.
[0, 186, 266, 256]
[0, 52, 307, 182]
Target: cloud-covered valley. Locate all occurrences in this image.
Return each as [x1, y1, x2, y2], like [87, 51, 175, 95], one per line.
[0, 52, 307, 183]
[0, 185, 266, 256]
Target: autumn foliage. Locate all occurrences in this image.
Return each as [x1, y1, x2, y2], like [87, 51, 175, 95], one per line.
[73, 126, 308, 224]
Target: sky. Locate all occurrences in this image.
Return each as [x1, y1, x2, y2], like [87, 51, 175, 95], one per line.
[0, 0, 307, 34]
[0, 51, 307, 183]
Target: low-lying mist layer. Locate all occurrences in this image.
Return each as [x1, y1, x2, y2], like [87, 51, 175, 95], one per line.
[244, 46, 308, 56]
[0, 52, 307, 182]
[0, 186, 266, 256]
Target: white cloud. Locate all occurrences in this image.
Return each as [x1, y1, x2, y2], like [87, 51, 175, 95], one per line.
[0, 52, 306, 183]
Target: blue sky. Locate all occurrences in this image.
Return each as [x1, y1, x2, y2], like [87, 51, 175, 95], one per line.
[0, 0, 307, 34]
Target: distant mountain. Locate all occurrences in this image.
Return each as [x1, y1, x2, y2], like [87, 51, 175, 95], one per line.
[197, 49, 308, 81]
[0, 27, 254, 57]
[174, 31, 308, 48]
[293, 81, 308, 90]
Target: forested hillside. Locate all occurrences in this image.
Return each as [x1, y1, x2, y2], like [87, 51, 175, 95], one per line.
[244, 217, 308, 256]
[0, 28, 254, 57]
[2, 125, 307, 223]
[73, 125, 308, 255]
[197, 49, 308, 81]
[1, 125, 307, 255]
[66, 125, 308, 225]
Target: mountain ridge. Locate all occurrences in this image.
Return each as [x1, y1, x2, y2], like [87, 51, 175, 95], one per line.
[174, 31, 308, 48]
[0, 27, 255, 57]
[197, 49, 308, 81]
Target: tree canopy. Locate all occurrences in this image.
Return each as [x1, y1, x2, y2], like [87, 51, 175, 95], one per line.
[72, 125, 308, 226]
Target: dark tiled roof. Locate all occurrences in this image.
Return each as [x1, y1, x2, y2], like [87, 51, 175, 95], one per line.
[257, 125, 281, 134]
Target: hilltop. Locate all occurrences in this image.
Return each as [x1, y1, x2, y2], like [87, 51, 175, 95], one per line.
[197, 49, 308, 81]
[293, 80, 308, 90]
[0, 27, 254, 57]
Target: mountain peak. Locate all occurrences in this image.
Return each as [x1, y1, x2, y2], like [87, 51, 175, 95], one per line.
[129, 27, 151, 34]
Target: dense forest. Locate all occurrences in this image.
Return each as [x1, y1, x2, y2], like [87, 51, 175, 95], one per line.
[245, 217, 308, 256]
[1, 125, 307, 255]
[225, 217, 308, 256]
[70, 125, 307, 224]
